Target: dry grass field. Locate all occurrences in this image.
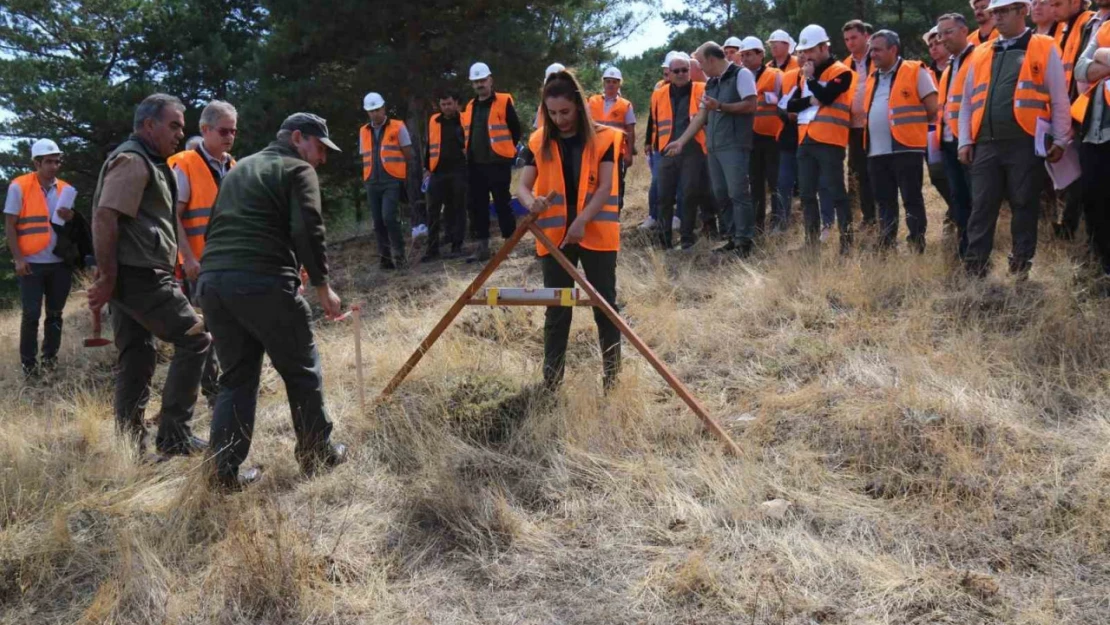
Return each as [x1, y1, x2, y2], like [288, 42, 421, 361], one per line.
[1, 160, 1109, 624]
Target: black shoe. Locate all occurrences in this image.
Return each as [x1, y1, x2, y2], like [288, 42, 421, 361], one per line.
[466, 240, 491, 263]
[159, 435, 209, 457]
[1008, 257, 1032, 280]
[421, 247, 441, 263]
[447, 243, 464, 258]
[680, 240, 697, 251]
[380, 257, 396, 270]
[1053, 223, 1075, 240]
[40, 358, 57, 374]
[300, 442, 348, 477]
[213, 467, 263, 493]
[21, 362, 39, 380]
[713, 240, 738, 254]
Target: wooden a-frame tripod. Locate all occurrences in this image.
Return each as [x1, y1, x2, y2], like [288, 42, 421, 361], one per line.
[377, 213, 742, 456]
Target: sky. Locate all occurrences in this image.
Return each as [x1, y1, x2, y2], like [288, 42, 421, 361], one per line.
[613, 0, 688, 59]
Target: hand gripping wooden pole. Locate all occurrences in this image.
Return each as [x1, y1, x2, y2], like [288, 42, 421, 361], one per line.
[377, 212, 742, 456]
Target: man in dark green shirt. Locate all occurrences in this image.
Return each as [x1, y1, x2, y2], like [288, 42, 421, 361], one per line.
[198, 113, 346, 491]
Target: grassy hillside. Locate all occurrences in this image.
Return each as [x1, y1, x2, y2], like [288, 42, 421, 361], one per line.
[1, 162, 1108, 624]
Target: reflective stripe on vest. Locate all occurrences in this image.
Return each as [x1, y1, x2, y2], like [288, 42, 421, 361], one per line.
[167, 148, 234, 263]
[969, 34, 1055, 140]
[527, 125, 621, 256]
[651, 81, 705, 152]
[754, 67, 785, 139]
[12, 173, 65, 257]
[427, 113, 444, 172]
[359, 119, 408, 181]
[803, 61, 856, 148]
[1072, 21, 1110, 124]
[587, 94, 632, 155]
[461, 93, 517, 159]
[863, 59, 930, 150]
[938, 55, 974, 139]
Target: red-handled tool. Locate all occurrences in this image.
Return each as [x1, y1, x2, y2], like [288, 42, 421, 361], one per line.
[84, 308, 111, 348]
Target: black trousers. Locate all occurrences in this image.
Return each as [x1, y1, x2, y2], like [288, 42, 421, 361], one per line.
[541, 245, 620, 390]
[427, 167, 467, 249]
[1080, 141, 1110, 273]
[1058, 180, 1085, 237]
[966, 138, 1045, 273]
[110, 266, 210, 452]
[750, 135, 781, 233]
[848, 127, 876, 224]
[467, 162, 516, 240]
[657, 141, 706, 247]
[197, 270, 334, 479]
[18, 262, 71, 371]
[868, 152, 927, 250]
[182, 277, 219, 404]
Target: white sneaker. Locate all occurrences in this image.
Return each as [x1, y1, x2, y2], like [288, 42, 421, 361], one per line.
[412, 224, 429, 239]
[819, 225, 831, 243]
[638, 216, 658, 230]
[672, 216, 681, 230]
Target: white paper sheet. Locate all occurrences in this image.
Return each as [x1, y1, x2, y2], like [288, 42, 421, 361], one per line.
[1045, 141, 1081, 190]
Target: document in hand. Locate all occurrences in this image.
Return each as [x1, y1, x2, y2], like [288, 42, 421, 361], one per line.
[1045, 141, 1081, 190]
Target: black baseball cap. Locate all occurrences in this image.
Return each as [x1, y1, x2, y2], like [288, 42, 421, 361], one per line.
[280, 112, 341, 152]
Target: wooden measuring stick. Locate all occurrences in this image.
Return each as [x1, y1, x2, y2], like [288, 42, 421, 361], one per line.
[353, 305, 366, 415]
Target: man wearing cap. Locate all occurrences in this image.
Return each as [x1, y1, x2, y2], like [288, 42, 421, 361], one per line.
[724, 36, 743, 63]
[667, 43, 759, 254]
[423, 91, 468, 261]
[958, 0, 1072, 278]
[971, 0, 1001, 43]
[787, 25, 857, 252]
[936, 13, 978, 256]
[1049, 0, 1095, 239]
[588, 67, 637, 207]
[739, 36, 783, 234]
[360, 92, 415, 269]
[462, 62, 522, 262]
[5, 138, 76, 378]
[844, 20, 877, 231]
[88, 93, 210, 456]
[924, 27, 956, 227]
[642, 51, 679, 231]
[863, 30, 939, 252]
[168, 100, 237, 407]
[198, 112, 346, 490]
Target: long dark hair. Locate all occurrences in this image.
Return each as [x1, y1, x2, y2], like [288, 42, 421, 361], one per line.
[539, 70, 596, 160]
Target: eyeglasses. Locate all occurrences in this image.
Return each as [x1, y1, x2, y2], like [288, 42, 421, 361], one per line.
[671, 68, 690, 74]
[216, 127, 238, 137]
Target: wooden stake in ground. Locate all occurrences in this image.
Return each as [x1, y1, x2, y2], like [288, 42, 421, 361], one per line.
[377, 213, 742, 456]
[353, 305, 365, 415]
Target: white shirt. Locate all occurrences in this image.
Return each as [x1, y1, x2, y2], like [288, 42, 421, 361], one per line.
[3, 177, 76, 264]
[958, 29, 1072, 149]
[173, 142, 233, 204]
[735, 65, 758, 99]
[601, 95, 637, 124]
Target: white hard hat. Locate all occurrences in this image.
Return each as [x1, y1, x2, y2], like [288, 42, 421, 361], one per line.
[739, 36, 764, 52]
[987, 0, 1030, 10]
[362, 92, 385, 112]
[469, 62, 492, 81]
[31, 139, 61, 158]
[668, 51, 692, 67]
[723, 36, 743, 49]
[767, 29, 797, 54]
[602, 66, 623, 81]
[545, 63, 566, 79]
[923, 26, 939, 45]
[662, 50, 679, 68]
[795, 24, 830, 51]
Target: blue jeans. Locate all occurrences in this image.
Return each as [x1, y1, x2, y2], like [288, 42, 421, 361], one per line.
[706, 147, 755, 243]
[18, 262, 72, 370]
[941, 140, 973, 257]
[775, 149, 798, 228]
[797, 142, 850, 243]
[367, 180, 404, 262]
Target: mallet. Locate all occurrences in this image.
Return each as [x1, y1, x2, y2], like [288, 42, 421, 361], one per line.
[84, 308, 111, 348]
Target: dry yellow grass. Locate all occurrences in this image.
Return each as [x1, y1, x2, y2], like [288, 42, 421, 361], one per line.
[2, 160, 1110, 624]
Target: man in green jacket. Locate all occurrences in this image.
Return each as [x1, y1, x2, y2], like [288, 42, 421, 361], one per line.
[198, 113, 346, 491]
[88, 93, 211, 458]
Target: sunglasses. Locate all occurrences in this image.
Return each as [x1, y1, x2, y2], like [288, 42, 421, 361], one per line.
[215, 127, 238, 137]
[672, 68, 690, 74]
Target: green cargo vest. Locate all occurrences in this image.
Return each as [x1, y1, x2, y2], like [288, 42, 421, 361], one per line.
[92, 136, 179, 271]
[705, 63, 755, 151]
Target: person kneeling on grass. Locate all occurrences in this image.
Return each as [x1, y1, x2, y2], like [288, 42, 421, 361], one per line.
[517, 70, 622, 392]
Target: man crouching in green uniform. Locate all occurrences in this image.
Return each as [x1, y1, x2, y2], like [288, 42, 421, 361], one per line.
[197, 113, 347, 491]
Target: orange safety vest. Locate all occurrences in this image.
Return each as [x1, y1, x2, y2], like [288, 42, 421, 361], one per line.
[168, 148, 234, 263]
[359, 119, 408, 181]
[1071, 20, 1110, 124]
[528, 125, 621, 256]
[12, 173, 66, 257]
[969, 27, 999, 45]
[967, 34, 1055, 140]
[1058, 11, 1095, 90]
[800, 61, 856, 147]
[650, 81, 706, 152]
[426, 112, 462, 173]
[754, 66, 784, 139]
[461, 92, 517, 159]
[863, 59, 930, 150]
[587, 94, 632, 155]
[937, 48, 975, 139]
